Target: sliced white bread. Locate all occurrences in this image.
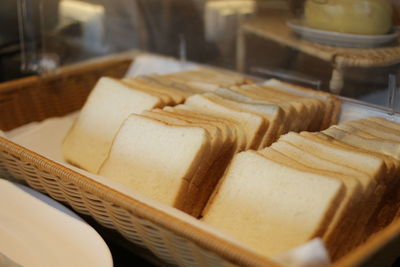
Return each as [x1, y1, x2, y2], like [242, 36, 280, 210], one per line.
[343, 119, 400, 144]
[164, 67, 252, 91]
[236, 84, 310, 132]
[278, 132, 387, 182]
[258, 147, 362, 258]
[264, 79, 340, 129]
[201, 150, 344, 258]
[62, 77, 163, 173]
[269, 141, 377, 258]
[98, 114, 213, 216]
[245, 83, 325, 132]
[140, 74, 205, 95]
[230, 86, 297, 135]
[141, 109, 232, 216]
[213, 88, 285, 147]
[300, 130, 400, 258]
[135, 75, 193, 98]
[365, 117, 400, 132]
[277, 132, 387, 256]
[172, 104, 243, 152]
[185, 94, 266, 150]
[160, 107, 239, 214]
[200, 92, 274, 147]
[121, 78, 175, 105]
[321, 125, 400, 250]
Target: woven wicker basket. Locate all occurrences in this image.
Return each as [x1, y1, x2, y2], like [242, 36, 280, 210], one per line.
[1, 51, 400, 267]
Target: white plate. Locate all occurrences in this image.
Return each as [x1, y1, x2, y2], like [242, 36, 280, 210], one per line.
[287, 20, 399, 48]
[0, 179, 113, 267]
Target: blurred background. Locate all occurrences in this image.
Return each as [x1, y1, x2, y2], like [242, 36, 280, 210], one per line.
[1, 0, 400, 110]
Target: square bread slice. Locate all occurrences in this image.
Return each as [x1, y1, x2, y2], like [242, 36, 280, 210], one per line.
[229, 86, 297, 135]
[278, 131, 390, 258]
[201, 93, 273, 148]
[98, 114, 212, 216]
[123, 77, 185, 104]
[258, 147, 362, 258]
[62, 77, 163, 173]
[278, 132, 387, 182]
[141, 109, 229, 216]
[248, 83, 326, 132]
[172, 104, 243, 152]
[320, 125, 400, 249]
[185, 94, 266, 150]
[163, 106, 234, 147]
[163, 67, 252, 91]
[325, 125, 400, 160]
[268, 142, 377, 258]
[157, 108, 238, 215]
[213, 88, 285, 147]
[237, 84, 312, 132]
[264, 79, 340, 129]
[201, 150, 344, 258]
[140, 74, 205, 95]
[121, 78, 175, 106]
[365, 117, 400, 132]
[343, 119, 400, 144]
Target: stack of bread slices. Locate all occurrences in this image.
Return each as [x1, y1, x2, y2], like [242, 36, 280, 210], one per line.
[63, 68, 339, 218]
[62, 67, 252, 174]
[201, 116, 400, 260]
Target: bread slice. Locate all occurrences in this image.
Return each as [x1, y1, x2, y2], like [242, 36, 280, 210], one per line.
[140, 74, 205, 95]
[258, 147, 362, 258]
[278, 132, 387, 181]
[162, 106, 233, 148]
[264, 79, 340, 129]
[141, 109, 232, 216]
[160, 107, 239, 215]
[146, 108, 224, 165]
[122, 78, 177, 105]
[98, 114, 212, 216]
[299, 130, 400, 257]
[325, 125, 400, 160]
[164, 67, 252, 91]
[279, 131, 390, 258]
[230, 85, 297, 135]
[250, 83, 325, 132]
[135, 75, 193, 98]
[268, 141, 377, 258]
[365, 117, 400, 132]
[236, 84, 312, 132]
[62, 77, 163, 173]
[201, 93, 273, 147]
[201, 150, 344, 258]
[185, 94, 266, 150]
[173, 104, 243, 152]
[213, 88, 285, 147]
[344, 119, 400, 144]
[321, 125, 400, 248]
[207, 93, 282, 147]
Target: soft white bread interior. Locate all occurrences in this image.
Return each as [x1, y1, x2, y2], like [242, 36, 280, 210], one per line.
[98, 114, 211, 215]
[184, 94, 266, 150]
[264, 78, 340, 129]
[62, 77, 163, 173]
[269, 139, 376, 258]
[164, 67, 253, 91]
[201, 150, 344, 258]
